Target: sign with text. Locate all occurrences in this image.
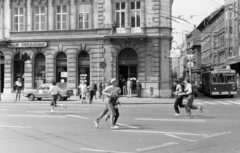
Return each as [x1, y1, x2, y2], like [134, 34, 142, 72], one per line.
[8, 42, 47, 48]
[170, 49, 181, 58]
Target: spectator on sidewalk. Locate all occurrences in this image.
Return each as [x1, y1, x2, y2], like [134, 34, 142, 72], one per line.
[127, 78, 132, 98]
[94, 81, 98, 99]
[136, 80, 142, 98]
[122, 78, 127, 95]
[78, 81, 88, 104]
[14, 78, 23, 102]
[88, 81, 95, 104]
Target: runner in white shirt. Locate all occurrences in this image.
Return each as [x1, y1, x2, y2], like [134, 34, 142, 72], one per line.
[48, 81, 66, 114]
[183, 79, 203, 118]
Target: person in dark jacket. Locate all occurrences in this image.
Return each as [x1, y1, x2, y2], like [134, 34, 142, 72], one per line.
[136, 80, 142, 98]
[94, 81, 98, 99]
[88, 81, 95, 104]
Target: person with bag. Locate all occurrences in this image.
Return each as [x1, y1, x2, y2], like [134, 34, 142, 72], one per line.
[173, 79, 185, 116]
[14, 78, 23, 102]
[183, 79, 203, 118]
[48, 81, 66, 114]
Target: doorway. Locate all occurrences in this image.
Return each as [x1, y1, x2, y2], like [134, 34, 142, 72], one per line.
[118, 48, 138, 94]
[56, 52, 67, 83]
[13, 53, 25, 91]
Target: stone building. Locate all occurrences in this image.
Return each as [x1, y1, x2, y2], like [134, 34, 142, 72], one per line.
[0, 0, 173, 98]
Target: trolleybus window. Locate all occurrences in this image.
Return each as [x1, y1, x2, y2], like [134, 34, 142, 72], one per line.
[225, 74, 235, 83]
[218, 73, 224, 83]
[212, 74, 217, 83]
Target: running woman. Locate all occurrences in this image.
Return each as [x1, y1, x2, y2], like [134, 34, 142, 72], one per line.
[183, 79, 203, 118]
[48, 81, 66, 114]
[173, 80, 185, 116]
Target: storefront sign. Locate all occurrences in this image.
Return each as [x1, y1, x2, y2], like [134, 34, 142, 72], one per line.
[8, 42, 47, 48]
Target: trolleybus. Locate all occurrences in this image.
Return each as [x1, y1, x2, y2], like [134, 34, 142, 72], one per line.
[202, 69, 237, 97]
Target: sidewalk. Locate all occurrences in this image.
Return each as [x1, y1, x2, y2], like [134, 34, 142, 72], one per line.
[0, 93, 177, 104]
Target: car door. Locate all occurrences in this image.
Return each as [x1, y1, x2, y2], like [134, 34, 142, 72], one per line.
[44, 85, 51, 98]
[35, 86, 44, 98]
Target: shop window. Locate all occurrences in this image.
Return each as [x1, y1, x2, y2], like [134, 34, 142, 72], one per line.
[34, 53, 46, 88]
[56, 5, 68, 30]
[78, 4, 89, 29]
[13, 7, 25, 31]
[78, 51, 90, 86]
[34, 6, 46, 31]
[56, 52, 67, 83]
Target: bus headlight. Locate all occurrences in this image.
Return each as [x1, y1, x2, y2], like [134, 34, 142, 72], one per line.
[233, 87, 235, 90]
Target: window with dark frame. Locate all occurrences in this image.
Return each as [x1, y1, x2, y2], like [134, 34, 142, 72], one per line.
[115, 2, 125, 28]
[131, 1, 141, 28]
[34, 6, 46, 31]
[13, 7, 24, 31]
[56, 5, 67, 30]
[78, 4, 89, 29]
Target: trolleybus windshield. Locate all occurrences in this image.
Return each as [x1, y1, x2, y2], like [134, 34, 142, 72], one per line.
[212, 73, 235, 84]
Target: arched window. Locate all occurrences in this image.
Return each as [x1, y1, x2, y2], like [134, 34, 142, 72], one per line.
[56, 52, 67, 83]
[78, 51, 90, 87]
[13, 53, 25, 90]
[34, 53, 46, 88]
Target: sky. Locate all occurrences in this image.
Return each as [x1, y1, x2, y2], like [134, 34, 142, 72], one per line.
[172, 0, 225, 48]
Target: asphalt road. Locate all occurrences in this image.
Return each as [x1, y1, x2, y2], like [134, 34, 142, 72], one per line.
[0, 97, 240, 153]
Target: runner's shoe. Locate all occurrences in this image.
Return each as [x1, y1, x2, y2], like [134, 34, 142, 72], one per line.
[111, 125, 119, 129]
[94, 121, 99, 128]
[174, 113, 180, 116]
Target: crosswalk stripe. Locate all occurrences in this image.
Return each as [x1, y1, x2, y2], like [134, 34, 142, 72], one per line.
[214, 101, 232, 105]
[202, 101, 219, 105]
[194, 102, 205, 105]
[227, 101, 240, 105]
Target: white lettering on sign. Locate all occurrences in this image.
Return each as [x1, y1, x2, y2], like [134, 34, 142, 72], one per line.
[8, 42, 47, 48]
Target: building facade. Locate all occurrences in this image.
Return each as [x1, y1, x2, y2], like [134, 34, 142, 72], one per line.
[0, 0, 173, 97]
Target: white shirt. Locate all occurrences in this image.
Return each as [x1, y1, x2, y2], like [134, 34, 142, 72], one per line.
[184, 83, 192, 95]
[79, 84, 88, 93]
[175, 84, 182, 95]
[49, 85, 59, 95]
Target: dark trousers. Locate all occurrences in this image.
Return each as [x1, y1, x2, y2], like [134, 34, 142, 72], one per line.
[174, 95, 185, 114]
[137, 89, 141, 97]
[95, 104, 109, 123]
[185, 94, 198, 115]
[51, 95, 58, 106]
[113, 108, 119, 125]
[89, 90, 95, 102]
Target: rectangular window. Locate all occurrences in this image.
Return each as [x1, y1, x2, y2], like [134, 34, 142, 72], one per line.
[131, 1, 141, 28]
[56, 5, 67, 30]
[78, 4, 89, 29]
[34, 6, 46, 31]
[115, 2, 125, 28]
[13, 7, 24, 31]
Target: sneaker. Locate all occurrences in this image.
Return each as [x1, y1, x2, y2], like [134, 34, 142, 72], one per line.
[94, 121, 99, 128]
[105, 115, 110, 122]
[200, 106, 203, 113]
[50, 111, 54, 114]
[111, 125, 119, 129]
[186, 115, 193, 119]
[174, 113, 180, 116]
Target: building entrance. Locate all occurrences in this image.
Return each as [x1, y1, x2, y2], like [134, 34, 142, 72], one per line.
[56, 52, 67, 83]
[118, 48, 138, 94]
[13, 53, 24, 90]
[78, 51, 90, 95]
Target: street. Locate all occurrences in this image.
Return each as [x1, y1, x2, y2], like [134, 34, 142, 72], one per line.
[0, 95, 240, 153]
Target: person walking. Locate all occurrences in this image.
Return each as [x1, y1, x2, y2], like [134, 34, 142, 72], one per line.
[14, 78, 23, 102]
[78, 81, 88, 104]
[88, 81, 95, 104]
[122, 78, 127, 95]
[97, 81, 103, 98]
[136, 80, 142, 98]
[48, 81, 66, 114]
[173, 80, 185, 116]
[183, 79, 203, 118]
[127, 78, 132, 98]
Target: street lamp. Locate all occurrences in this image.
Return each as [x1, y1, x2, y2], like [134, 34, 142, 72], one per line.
[0, 52, 3, 101]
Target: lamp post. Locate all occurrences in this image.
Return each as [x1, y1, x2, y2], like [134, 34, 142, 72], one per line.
[0, 52, 3, 101]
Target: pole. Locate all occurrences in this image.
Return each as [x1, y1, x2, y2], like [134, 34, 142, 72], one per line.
[0, 55, 1, 101]
[189, 59, 192, 84]
[102, 69, 104, 102]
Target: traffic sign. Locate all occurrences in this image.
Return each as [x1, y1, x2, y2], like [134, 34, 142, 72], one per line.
[99, 61, 107, 69]
[170, 49, 181, 58]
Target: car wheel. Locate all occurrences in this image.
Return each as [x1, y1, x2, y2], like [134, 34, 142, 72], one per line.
[57, 94, 62, 101]
[37, 98, 42, 100]
[28, 94, 35, 101]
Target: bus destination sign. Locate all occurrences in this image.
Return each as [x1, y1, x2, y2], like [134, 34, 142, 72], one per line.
[8, 42, 47, 48]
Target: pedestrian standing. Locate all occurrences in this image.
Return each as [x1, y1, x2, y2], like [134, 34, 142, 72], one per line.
[14, 78, 23, 102]
[127, 78, 132, 98]
[183, 79, 203, 118]
[88, 81, 95, 104]
[94, 81, 98, 99]
[97, 81, 103, 98]
[122, 78, 127, 95]
[173, 80, 185, 116]
[48, 81, 66, 114]
[136, 80, 142, 98]
[112, 19, 117, 34]
[78, 81, 88, 104]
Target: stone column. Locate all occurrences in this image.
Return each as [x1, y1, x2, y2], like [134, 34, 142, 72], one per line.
[66, 49, 77, 95]
[23, 50, 34, 90]
[141, 0, 145, 33]
[48, 0, 54, 30]
[125, 1, 131, 33]
[27, 0, 32, 31]
[3, 52, 13, 94]
[45, 50, 55, 83]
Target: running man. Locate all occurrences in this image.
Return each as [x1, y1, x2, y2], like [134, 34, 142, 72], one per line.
[183, 79, 203, 118]
[173, 80, 185, 116]
[49, 81, 66, 114]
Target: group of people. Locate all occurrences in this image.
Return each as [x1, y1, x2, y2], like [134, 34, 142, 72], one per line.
[173, 79, 203, 118]
[78, 81, 103, 104]
[120, 78, 142, 98]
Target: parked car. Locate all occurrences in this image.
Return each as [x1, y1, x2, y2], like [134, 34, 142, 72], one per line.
[23, 83, 74, 101]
